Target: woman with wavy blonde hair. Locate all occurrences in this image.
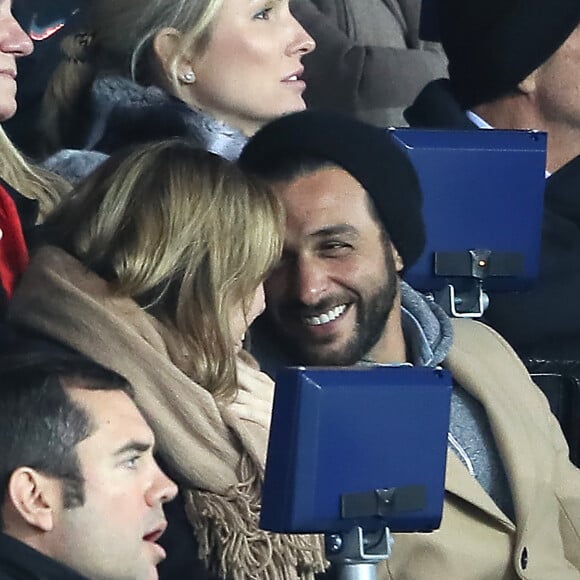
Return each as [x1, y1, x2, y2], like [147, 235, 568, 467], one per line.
[9, 138, 326, 579]
[40, 0, 315, 181]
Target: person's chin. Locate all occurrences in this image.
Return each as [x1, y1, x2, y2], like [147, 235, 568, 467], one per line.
[143, 538, 166, 567]
[301, 340, 354, 366]
[284, 327, 353, 366]
[276, 97, 307, 118]
[0, 98, 17, 123]
[139, 551, 162, 580]
[141, 564, 159, 580]
[143, 566, 159, 580]
[289, 97, 307, 112]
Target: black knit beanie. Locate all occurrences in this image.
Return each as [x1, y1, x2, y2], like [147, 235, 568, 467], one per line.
[440, 0, 580, 108]
[239, 110, 426, 269]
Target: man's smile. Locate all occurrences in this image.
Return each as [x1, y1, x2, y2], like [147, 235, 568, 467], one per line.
[304, 303, 347, 326]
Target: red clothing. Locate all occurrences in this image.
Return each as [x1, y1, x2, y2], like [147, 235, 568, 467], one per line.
[0, 179, 31, 304]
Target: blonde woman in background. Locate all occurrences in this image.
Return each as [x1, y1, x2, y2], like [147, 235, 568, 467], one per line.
[40, 0, 315, 182]
[9, 138, 327, 580]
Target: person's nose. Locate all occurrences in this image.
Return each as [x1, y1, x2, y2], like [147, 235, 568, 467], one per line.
[1, 15, 34, 58]
[296, 256, 327, 305]
[147, 465, 178, 505]
[286, 15, 316, 57]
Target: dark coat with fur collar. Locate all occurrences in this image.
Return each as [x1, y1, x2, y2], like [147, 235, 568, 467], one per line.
[44, 76, 248, 183]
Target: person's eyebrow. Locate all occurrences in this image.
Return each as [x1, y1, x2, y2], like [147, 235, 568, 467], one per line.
[249, 0, 282, 6]
[311, 224, 360, 238]
[113, 440, 152, 457]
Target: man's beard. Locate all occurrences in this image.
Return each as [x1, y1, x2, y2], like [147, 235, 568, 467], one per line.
[300, 277, 397, 366]
[278, 254, 399, 366]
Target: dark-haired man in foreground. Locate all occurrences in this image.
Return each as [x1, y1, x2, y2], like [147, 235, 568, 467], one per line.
[240, 110, 580, 579]
[0, 340, 177, 579]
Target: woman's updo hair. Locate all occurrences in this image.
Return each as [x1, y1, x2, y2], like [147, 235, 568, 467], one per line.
[40, 0, 224, 154]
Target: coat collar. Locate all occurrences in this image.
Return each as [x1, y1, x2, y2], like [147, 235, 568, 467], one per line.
[404, 79, 476, 130]
[86, 76, 248, 161]
[0, 533, 88, 579]
[544, 154, 580, 224]
[443, 319, 549, 535]
[444, 450, 514, 530]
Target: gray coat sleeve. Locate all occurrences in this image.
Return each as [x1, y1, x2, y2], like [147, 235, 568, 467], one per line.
[293, 0, 448, 125]
[42, 149, 109, 184]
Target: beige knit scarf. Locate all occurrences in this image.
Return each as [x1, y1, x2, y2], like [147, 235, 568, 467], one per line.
[9, 246, 327, 579]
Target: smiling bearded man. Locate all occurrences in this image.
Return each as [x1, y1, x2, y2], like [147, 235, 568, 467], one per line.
[238, 110, 580, 580]
[265, 176, 400, 367]
[240, 111, 426, 370]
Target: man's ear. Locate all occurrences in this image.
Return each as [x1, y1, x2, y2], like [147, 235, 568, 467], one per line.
[7, 468, 61, 532]
[391, 244, 405, 272]
[518, 67, 539, 95]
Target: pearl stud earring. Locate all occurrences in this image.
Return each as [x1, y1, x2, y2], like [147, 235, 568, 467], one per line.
[181, 71, 196, 84]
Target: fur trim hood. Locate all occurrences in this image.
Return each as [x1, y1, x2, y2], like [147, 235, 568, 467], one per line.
[43, 76, 248, 183]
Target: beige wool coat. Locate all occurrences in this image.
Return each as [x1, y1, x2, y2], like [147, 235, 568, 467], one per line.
[380, 318, 580, 579]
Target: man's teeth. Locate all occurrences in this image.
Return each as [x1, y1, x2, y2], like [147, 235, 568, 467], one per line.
[305, 304, 346, 326]
[287, 75, 298, 81]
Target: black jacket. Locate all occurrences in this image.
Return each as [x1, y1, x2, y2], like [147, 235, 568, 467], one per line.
[405, 80, 580, 360]
[157, 491, 223, 580]
[0, 533, 87, 580]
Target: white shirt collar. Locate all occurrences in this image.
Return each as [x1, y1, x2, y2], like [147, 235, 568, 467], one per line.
[466, 110, 494, 129]
[466, 110, 551, 177]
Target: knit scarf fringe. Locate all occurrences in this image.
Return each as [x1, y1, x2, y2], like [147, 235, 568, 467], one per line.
[184, 452, 328, 580]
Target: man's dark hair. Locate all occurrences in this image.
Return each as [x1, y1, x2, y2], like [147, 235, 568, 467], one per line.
[246, 154, 391, 248]
[0, 332, 132, 529]
[239, 110, 426, 270]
